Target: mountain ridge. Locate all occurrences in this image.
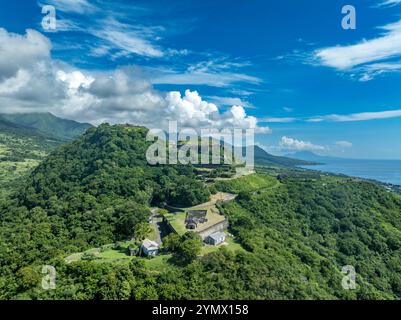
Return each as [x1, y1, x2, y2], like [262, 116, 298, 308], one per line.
[0, 112, 316, 168]
[254, 146, 318, 167]
[0, 112, 92, 140]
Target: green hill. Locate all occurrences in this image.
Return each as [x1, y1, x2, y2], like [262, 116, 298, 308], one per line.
[16, 124, 209, 209]
[216, 174, 401, 299]
[253, 145, 316, 167]
[0, 112, 92, 140]
[1, 117, 49, 140]
[0, 117, 62, 153]
[1, 124, 401, 300]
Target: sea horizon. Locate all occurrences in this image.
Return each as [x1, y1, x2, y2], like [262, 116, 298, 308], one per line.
[300, 158, 401, 186]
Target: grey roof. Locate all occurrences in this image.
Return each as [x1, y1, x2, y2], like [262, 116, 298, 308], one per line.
[208, 232, 226, 241]
[142, 239, 160, 250]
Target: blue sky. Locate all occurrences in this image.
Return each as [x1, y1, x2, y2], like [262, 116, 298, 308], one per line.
[1, 0, 401, 159]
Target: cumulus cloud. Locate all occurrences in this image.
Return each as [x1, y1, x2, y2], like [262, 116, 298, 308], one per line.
[162, 90, 268, 133]
[0, 28, 269, 134]
[279, 136, 325, 151]
[0, 28, 51, 81]
[0, 28, 68, 111]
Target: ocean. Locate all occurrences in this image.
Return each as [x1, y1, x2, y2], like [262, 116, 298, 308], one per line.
[300, 159, 401, 186]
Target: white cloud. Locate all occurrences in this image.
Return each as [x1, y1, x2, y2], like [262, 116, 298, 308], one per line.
[148, 59, 262, 88]
[0, 28, 270, 134]
[37, 2, 260, 90]
[258, 108, 401, 124]
[358, 61, 401, 81]
[279, 136, 325, 151]
[90, 45, 112, 57]
[229, 89, 255, 97]
[0, 28, 51, 81]
[309, 109, 401, 122]
[90, 18, 164, 58]
[206, 96, 255, 109]
[315, 20, 401, 70]
[314, 19, 401, 80]
[40, 0, 97, 14]
[162, 91, 270, 133]
[336, 141, 353, 148]
[38, 5, 167, 59]
[57, 70, 94, 90]
[378, 0, 401, 7]
[283, 107, 293, 112]
[151, 68, 262, 88]
[0, 28, 67, 109]
[152, 69, 260, 87]
[0, 70, 30, 94]
[260, 117, 297, 123]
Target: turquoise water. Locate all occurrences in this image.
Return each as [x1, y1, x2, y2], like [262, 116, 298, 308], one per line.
[300, 159, 401, 185]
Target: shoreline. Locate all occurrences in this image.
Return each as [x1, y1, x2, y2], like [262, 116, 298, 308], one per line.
[298, 164, 401, 194]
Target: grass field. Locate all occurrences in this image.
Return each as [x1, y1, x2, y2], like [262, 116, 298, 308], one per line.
[165, 211, 187, 235]
[144, 254, 173, 273]
[0, 159, 42, 199]
[65, 236, 243, 273]
[214, 173, 280, 194]
[0, 132, 58, 199]
[65, 241, 136, 264]
[200, 236, 244, 255]
[147, 223, 159, 242]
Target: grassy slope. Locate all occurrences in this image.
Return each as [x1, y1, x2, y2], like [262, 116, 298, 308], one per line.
[214, 173, 279, 194]
[64, 236, 242, 272]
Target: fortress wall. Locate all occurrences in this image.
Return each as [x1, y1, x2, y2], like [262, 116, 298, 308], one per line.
[198, 220, 229, 240]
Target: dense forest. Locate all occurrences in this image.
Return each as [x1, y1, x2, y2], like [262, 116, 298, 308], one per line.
[217, 177, 401, 299]
[1, 124, 401, 300]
